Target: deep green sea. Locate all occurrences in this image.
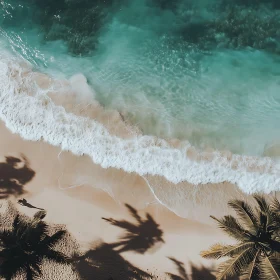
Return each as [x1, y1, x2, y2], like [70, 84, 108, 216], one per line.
[0, 0, 280, 156]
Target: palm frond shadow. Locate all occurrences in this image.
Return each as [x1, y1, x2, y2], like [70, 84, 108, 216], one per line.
[166, 257, 189, 280]
[0, 205, 70, 280]
[0, 155, 35, 199]
[190, 265, 216, 280]
[166, 257, 239, 280]
[73, 241, 151, 280]
[102, 204, 164, 254]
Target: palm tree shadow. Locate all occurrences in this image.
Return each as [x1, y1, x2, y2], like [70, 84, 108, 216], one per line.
[102, 203, 164, 254]
[0, 155, 35, 199]
[166, 257, 189, 280]
[166, 257, 239, 280]
[190, 264, 216, 280]
[74, 241, 151, 280]
[191, 265, 239, 280]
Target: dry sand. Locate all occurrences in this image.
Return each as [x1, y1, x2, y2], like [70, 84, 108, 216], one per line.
[0, 120, 241, 279]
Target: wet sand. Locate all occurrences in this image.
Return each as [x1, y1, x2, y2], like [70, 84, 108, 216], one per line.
[0, 120, 239, 279]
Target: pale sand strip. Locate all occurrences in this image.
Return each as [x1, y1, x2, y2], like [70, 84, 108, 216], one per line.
[0, 120, 241, 278]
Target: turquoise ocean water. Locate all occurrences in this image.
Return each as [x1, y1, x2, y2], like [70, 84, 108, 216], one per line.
[0, 0, 280, 156]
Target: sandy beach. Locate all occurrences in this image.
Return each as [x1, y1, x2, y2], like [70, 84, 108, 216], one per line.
[1, 1, 280, 278]
[0, 119, 241, 279]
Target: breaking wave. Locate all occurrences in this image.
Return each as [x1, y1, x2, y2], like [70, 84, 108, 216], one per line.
[0, 54, 280, 197]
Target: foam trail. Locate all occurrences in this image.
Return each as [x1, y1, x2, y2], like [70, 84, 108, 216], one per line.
[1, 57, 280, 195]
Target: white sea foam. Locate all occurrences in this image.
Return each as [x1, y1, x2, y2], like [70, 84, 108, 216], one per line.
[0, 55, 280, 198]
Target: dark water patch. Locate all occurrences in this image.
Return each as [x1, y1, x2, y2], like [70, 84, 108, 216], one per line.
[1, 0, 280, 156]
[31, 0, 116, 55]
[221, 0, 280, 9]
[1, 0, 280, 56]
[176, 2, 280, 54]
[0, 0, 116, 55]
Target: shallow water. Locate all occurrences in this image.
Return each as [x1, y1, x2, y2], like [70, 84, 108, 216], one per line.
[1, 0, 280, 155]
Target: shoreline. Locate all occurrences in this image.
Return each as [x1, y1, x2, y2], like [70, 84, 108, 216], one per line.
[0, 119, 236, 279]
[0, 120, 253, 223]
[0, 58, 279, 201]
